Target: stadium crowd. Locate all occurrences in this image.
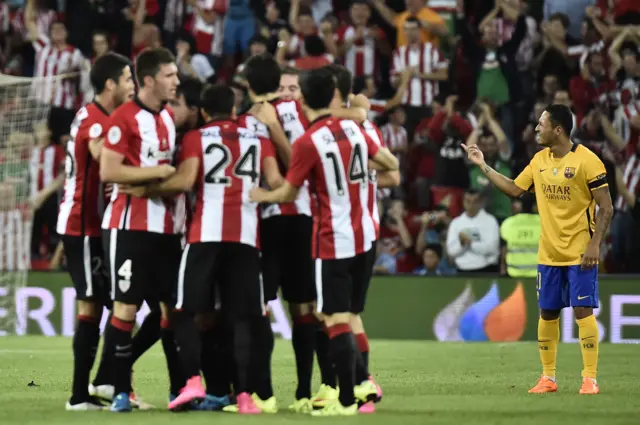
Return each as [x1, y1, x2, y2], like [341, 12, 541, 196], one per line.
[1, 0, 640, 275]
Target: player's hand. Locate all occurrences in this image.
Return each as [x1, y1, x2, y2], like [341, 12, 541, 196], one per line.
[30, 192, 46, 211]
[249, 187, 268, 203]
[461, 143, 485, 166]
[157, 164, 176, 180]
[581, 241, 600, 270]
[118, 184, 147, 198]
[250, 102, 279, 126]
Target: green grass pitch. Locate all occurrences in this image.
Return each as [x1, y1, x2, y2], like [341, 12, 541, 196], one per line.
[1, 337, 639, 425]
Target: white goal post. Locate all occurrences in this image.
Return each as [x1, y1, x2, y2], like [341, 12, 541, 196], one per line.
[0, 73, 60, 335]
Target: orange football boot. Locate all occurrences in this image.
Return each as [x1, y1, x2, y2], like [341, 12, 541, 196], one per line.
[528, 376, 558, 394]
[579, 377, 600, 395]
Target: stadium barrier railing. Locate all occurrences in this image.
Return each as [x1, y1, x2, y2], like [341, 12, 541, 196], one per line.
[2, 272, 639, 343]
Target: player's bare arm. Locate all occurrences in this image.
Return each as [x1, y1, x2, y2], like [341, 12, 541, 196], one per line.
[250, 102, 292, 166]
[88, 138, 104, 160]
[462, 143, 525, 198]
[332, 105, 368, 123]
[370, 147, 399, 171]
[120, 157, 200, 198]
[582, 185, 614, 269]
[376, 170, 401, 188]
[262, 156, 285, 189]
[250, 181, 299, 204]
[100, 148, 175, 184]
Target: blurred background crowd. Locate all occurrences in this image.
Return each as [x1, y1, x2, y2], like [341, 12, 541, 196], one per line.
[0, 0, 639, 276]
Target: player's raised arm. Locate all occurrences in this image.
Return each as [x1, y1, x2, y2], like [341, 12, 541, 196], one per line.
[250, 102, 292, 167]
[462, 143, 526, 198]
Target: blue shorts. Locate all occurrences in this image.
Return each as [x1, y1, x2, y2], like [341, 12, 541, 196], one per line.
[537, 265, 599, 310]
[223, 16, 256, 56]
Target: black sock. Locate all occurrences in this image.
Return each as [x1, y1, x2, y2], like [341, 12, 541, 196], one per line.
[291, 315, 317, 399]
[200, 323, 232, 397]
[103, 316, 134, 396]
[316, 326, 336, 388]
[70, 315, 100, 403]
[173, 311, 201, 379]
[161, 318, 186, 396]
[327, 325, 355, 407]
[251, 316, 274, 400]
[354, 332, 370, 371]
[351, 334, 369, 384]
[92, 312, 112, 387]
[130, 309, 161, 364]
[233, 319, 252, 394]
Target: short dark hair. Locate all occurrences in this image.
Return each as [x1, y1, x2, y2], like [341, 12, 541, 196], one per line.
[304, 35, 326, 56]
[90, 52, 132, 93]
[405, 16, 421, 26]
[249, 35, 269, 49]
[176, 76, 204, 108]
[301, 67, 336, 110]
[280, 66, 300, 76]
[424, 243, 443, 258]
[549, 13, 569, 30]
[201, 84, 235, 117]
[244, 54, 281, 95]
[544, 104, 573, 136]
[135, 47, 176, 87]
[325, 64, 352, 102]
[177, 31, 197, 56]
[92, 29, 109, 41]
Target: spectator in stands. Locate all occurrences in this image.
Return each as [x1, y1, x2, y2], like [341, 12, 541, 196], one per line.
[260, 1, 290, 53]
[335, 0, 390, 98]
[467, 103, 512, 223]
[25, 3, 84, 143]
[378, 199, 422, 273]
[500, 196, 539, 277]
[283, 3, 318, 59]
[129, 0, 162, 58]
[280, 33, 334, 70]
[190, 0, 227, 65]
[608, 27, 640, 88]
[222, 0, 256, 72]
[414, 243, 455, 276]
[445, 189, 500, 273]
[457, 3, 526, 144]
[391, 16, 448, 141]
[371, 0, 448, 48]
[414, 203, 451, 257]
[176, 31, 216, 82]
[381, 106, 408, 173]
[91, 30, 110, 61]
[29, 121, 63, 260]
[570, 51, 617, 123]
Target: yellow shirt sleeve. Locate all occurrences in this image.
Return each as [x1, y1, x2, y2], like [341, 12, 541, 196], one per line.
[583, 151, 608, 191]
[514, 161, 535, 193]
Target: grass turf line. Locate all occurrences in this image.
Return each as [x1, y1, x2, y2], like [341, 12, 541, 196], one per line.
[1, 337, 639, 425]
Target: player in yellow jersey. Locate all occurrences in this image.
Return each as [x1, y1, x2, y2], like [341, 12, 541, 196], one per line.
[462, 104, 613, 395]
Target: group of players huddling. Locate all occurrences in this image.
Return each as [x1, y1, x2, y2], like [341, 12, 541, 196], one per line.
[57, 47, 399, 415]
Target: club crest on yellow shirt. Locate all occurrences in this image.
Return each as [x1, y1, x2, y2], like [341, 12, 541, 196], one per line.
[564, 167, 576, 179]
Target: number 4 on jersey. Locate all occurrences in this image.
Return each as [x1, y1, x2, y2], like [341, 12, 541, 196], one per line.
[325, 144, 367, 196]
[205, 144, 259, 185]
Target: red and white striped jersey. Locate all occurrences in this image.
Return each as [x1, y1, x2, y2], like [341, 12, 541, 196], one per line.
[614, 101, 640, 154]
[57, 102, 110, 237]
[615, 153, 640, 211]
[180, 119, 275, 246]
[336, 25, 385, 78]
[192, 0, 226, 56]
[0, 208, 29, 272]
[29, 143, 64, 199]
[286, 116, 380, 259]
[32, 34, 84, 110]
[11, 7, 56, 39]
[240, 98, 313, 219]
[102, 98, 178, 234]
[380, 122, 408, 153]
[361, 120, 384, 239]
[392, 42, 448, 107]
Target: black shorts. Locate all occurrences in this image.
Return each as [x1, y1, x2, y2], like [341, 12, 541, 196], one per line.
[314, 246, 375, 315]
[103, 229, 181, 306]
[260, 215, 315, 303]
[62, 235, 111, 308]
[175, 242, 264, 318]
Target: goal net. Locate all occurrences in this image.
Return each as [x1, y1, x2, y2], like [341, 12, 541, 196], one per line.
[0, 74, 57, 335]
